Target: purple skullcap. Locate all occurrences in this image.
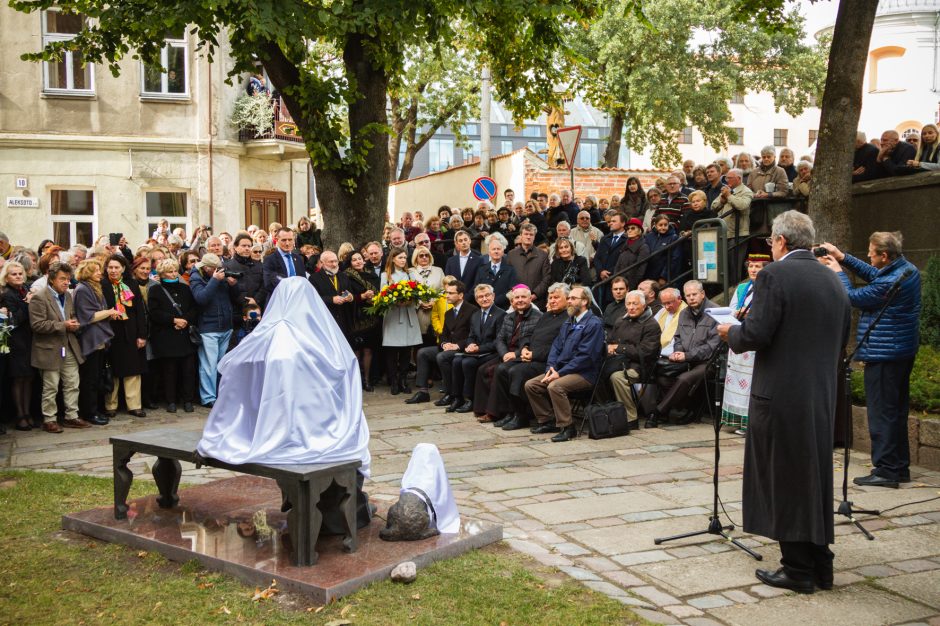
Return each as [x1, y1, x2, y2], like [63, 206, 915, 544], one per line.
[512, 283, 529, 291]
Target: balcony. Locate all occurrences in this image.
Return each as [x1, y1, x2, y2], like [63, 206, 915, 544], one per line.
[238, 96, 308, 160]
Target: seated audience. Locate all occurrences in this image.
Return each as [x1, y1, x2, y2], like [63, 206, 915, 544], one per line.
[448, 284, 506, 414]
[654, 287, 687, 357]
[603, 277, 628, 338]
[607, 290, 662, 427]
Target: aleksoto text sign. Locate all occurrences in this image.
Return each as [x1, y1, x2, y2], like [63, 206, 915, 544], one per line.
[6, 197, 40, 208]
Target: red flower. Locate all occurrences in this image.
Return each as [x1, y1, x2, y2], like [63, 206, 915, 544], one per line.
[408, 281, 417, 288]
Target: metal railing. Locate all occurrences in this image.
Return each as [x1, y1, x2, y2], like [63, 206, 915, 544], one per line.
[238, 96, 304, 143]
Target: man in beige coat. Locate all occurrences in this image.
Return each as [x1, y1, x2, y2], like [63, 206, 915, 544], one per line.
[30, 261, 89, 433]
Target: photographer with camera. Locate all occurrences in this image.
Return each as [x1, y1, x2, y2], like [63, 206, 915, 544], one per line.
[818, 233, 922, 488]
[224, 232, 267, 310]
[189, 253, 239, 408]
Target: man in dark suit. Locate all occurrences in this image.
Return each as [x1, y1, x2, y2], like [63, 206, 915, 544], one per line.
[717, 210, 851, 595]
[450, 284, 506, 414]
[262, 227, 306, 294]
[593, 211, 629, 306]
[505, 224, 551, 306]
[873, 129, 916, 179]
[444, 230, 482, 290]
[471, 236, 517, 309]
[405, 280, 476, 404]
[309, 250, 355, 344]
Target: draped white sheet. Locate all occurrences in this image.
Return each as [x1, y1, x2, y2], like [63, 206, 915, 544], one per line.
[400, 443, 460, 534]
[197, 277, 371, 475]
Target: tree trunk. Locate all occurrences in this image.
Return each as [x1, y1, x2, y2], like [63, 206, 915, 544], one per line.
[808, 0, 879, 248]
[388, 98, 404, 178]
[398, 146, 418, 181]
[397, 112, 420, 181]
[603, 111, 624, 168]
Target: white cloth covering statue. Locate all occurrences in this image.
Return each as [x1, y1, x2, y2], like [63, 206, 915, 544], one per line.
[197, 277, 371, 476]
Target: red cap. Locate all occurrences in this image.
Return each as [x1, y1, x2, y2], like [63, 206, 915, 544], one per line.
[627, 218, 644, 229]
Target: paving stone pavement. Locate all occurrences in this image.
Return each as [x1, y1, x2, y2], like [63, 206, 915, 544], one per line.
[3, 392, 940, 624]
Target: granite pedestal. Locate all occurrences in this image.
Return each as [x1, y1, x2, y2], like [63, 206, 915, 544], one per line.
[62, 475, 502, 604]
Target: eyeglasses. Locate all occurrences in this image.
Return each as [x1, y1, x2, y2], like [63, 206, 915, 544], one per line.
[765, 237, 774, 246]
[418, 254, 430, 258]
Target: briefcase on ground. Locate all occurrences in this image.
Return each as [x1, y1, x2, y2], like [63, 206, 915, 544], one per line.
[585, 401, 631, 439]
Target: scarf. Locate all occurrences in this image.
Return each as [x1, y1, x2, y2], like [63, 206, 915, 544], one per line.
[111, 278, 134, 319]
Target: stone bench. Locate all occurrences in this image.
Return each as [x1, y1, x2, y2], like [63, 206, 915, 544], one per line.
[110, 428, 360, 566]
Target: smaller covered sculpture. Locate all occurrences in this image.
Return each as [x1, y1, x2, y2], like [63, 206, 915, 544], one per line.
[380, 444, 460, 541]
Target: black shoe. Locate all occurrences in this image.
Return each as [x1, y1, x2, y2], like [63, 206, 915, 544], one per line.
[755, 568, 815, 594]
[127, 409, 147, 418]
[85, 414, 109, 426]
[363, 383, 374, 392]
[400, 382, 412, 395]
[434, 394, 453, 407]
[814, 573, 833, 591]
[15, 418, 32, 431]
[144, 401, 159, 410]
[502, 415, 531, 431]
[627, 419, 639, 432]
[405, 391, 431, 404]
[551, 425, 577, 442]
[446, 398, 464, 413]
[202, 402, 214, 409]
[644, 413, 660, 429]
[454, 400, 474, 413]
[853, 473, 899, 489]
[532, 422, 561, 434]
[167, 403, 177, 413]
[183, 402, 194, 413]
[899, 473, 911, 484]
[493, 415, 512, 428]
[390, 384, 401, 396]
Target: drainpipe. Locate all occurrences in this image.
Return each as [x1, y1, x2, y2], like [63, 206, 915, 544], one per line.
[207, 59, 215, 231]
[933, 11, 940, 95]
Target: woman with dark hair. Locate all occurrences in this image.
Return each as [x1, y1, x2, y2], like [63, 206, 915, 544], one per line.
[612, 218, 650, 290]
[130, 256, 159, 409]
[36, 239, 56, 256]
[621, 177, 649, 219]
[101, 254, 148, 418]
[178, 250, 200, 284]
[345, 251, 381, 391]
[691, 166, 708, 190]
[380, 247, 421, 395]
[0, 261, 35, 431]
[73, 259, 119, 426]
[549, 238, 592, 287]
[148, 258, 198, 412]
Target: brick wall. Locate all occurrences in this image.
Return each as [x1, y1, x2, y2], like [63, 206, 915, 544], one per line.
[523, 154, 667, 200]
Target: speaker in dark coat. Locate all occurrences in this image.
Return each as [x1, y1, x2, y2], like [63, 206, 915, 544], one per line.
[101, 278, 148, 377]
[727, 249, 851, 549]
[309, 268, 355, 342]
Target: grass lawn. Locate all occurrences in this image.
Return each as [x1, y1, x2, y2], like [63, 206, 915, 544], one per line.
[0, 471, 643, 625]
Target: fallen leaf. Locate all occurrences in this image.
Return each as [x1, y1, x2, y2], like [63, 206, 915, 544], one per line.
[197, 582, 214, 590]
[217, 606, 231, 615]
[251, 580, 279, 602]
[323, 621, 351, 626]
[411, 593, 421, 600]
[306, 606, 325, 613]
[153, 602, 162, 611]
[137, 551, 148, 558]
[340, 604, 352, 617]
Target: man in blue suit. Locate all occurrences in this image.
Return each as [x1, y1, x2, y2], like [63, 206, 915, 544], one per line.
[444, 230, 482, 291]
[524, 286, 605, 442]
[450, 284, 506, 414]
[471, 236, 517, 309]
[262, 227, 307, 295]
[593, 211, 628, 307]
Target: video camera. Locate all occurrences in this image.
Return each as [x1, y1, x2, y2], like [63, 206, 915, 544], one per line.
[224, 270, 244, 279]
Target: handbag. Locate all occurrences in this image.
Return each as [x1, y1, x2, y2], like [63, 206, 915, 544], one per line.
[657, 356, 690, 377]
[582, 356, 632, 439]
[157, 284, 202, 346]
[99, 357, 115, 394]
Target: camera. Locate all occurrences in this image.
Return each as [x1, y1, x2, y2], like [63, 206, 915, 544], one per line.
[244, 310, 260, 333]
[812, 246, 830, 258]
[224, 270, 244, 279]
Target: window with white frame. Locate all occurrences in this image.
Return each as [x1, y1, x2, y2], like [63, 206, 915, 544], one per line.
[500, 140, 514, 155]
[41, 9, 94, 94]
[578, 143, 599, 168]
[142, 31, 188, 96]
[145, 191, 189, 239]
[464, 140, 481, 162]
[428, 139, 454, 172]
[51, 190, 96, 247]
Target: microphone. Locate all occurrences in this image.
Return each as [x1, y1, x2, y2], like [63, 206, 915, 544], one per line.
[885, 267, 914, 297]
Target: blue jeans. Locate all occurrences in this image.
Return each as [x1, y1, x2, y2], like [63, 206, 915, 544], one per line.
[198, 330, 232, 405]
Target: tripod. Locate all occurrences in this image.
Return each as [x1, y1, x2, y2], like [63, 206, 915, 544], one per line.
[654, 341, 762, 560]
[835, 268, 910, 539]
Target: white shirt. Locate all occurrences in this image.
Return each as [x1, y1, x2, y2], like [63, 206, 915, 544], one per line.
[458, 253, 470, 275]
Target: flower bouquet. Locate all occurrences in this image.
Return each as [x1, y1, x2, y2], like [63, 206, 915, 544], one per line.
[0, 317, 13, 354]
[364, 280, 441, 317]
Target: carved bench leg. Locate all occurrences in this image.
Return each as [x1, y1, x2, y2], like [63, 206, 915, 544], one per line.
[113, 445, 135, 520]
[278, 479, 314, 566]
[152, 456, 182, 509]
[331, 470, 360, 553]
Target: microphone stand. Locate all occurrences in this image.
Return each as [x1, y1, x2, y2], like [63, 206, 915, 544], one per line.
[654, 340, 762, 560]
[836, 267, 910, 539]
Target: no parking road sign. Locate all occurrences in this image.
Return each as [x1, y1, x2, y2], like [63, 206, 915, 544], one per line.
[472, 176, 498, 202]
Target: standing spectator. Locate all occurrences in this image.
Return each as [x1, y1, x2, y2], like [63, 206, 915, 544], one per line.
[30, 262, 87, 432]
[148, 259, 197, 412]
[792, 161, 813, 198]
[602, 277, 628, 337]
[570, 211, 603, 267]
[0, 231, 13, 261]
[819, 233, 921, 488]
[778, 148, 798, 182]
[189, 253, 238, 408]
[524, 286, 605, 443]
[408, 246, 445, 342]
[550, 238, 591, 287]
[645, 215, 682, 286]
[656, 176, 689, 228]
[749, 146, 789, 199]
[0, 261, 35, 431]
[130, 256, 159, 410]
[735, 152, 754, 185]
[472, 236, 517, 310]
[720, 253, 771, 436]
[345, 251, 380, 391]
[262, 227, 305, 294]
[310, 250, 355, 343]
[296, 216, 323, 250]
[712, 168, 753, 240]
[873, 130, 917, 178]
[505, 224, 551, 306]
[444, 230, 482, 290]
[381, 248, 422, 395]
[702, 164, 725, 209]
[594, 211, 629, 304]
[642, 188, 661, 231]
[224, 232, 267, 315]
[853, 131, 880, 182]
[178, 250, 200, 285]
[907, 123, 940, 171]
[73, 260, 119, 426]
[613, 218, 650, 290]
[101, 255, 148, 418]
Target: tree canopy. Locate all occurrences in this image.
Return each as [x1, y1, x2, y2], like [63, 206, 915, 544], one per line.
[575, 0, 828, 168]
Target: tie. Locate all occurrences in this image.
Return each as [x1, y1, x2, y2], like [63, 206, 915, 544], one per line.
[330, 273, 338, 291]
[612, 235, 620, 246]
[492, 264, 498, 274]
[284, 253, 294, 277]
[482, 310, 488, 327]
[58, 293, 66, 307]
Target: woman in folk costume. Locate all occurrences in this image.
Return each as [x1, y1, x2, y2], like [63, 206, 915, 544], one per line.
[721, 253, 771, 435]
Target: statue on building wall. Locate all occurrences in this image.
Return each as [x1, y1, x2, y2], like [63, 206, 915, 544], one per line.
[543, 104, 570, 167]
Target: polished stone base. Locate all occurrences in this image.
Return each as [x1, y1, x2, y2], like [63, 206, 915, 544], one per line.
[62, 475, 502, 604]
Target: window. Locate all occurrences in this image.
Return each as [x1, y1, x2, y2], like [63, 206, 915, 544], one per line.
[773, 129, 788, 147]
[808, 129, 819, 147]
[41, 10, 94, 94]
[496, 124, 509, 136]
[527, 141, 547, 156]
[869, 47, 906, 92]
[730, 92, 745, 104]
[678, 126, 693, 144]
[428, 139, 454, 172]
[461, 124, 479, 136]
[464, 140, 481, 162]
[500, 140, 514, 155]
[145, 191, 189, 238]
[586, 127, 600, 139]
[578, 143, 599, 168]
[522, 125, 542, 137]
[730, 127, 744, 145]
[142, 31, 188, 96]
[51, 190, 95, 247]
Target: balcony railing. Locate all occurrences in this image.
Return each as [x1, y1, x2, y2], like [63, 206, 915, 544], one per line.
[238, 96, 304, 144]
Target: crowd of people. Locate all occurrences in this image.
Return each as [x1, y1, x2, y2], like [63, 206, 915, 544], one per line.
[853, 125, 940, 182]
